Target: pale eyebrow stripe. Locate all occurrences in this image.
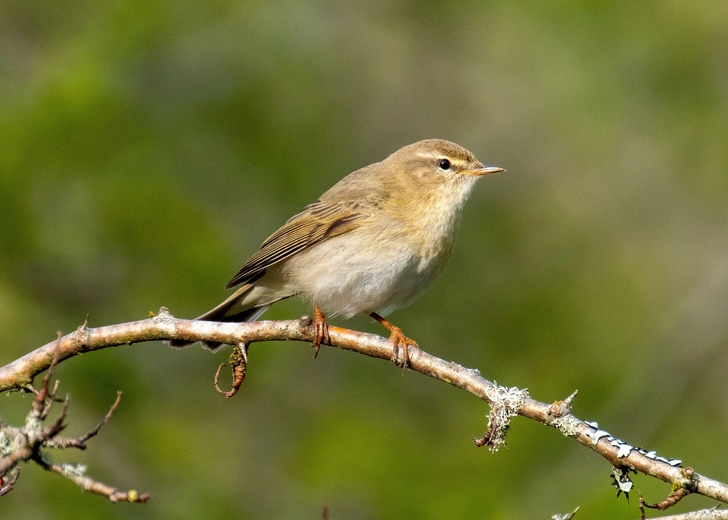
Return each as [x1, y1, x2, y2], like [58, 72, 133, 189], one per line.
[416, 152, 468, 167]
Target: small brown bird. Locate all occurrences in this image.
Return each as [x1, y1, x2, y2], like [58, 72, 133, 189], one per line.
[171, 139, 503, 365]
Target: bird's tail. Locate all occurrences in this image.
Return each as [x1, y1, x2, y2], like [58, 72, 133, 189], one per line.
[169, 284, 270, 351]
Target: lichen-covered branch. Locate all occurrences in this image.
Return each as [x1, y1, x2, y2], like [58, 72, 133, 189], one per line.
[0, 340, 149, 502]
[638, 507, 728, 520]
[0, 307, 726, 511]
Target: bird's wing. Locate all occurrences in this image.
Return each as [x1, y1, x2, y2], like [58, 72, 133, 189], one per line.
[225, 200, 374, 288]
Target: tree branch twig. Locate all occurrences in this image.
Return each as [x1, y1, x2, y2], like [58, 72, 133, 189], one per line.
[1, 307, 726, 510]
[0, 337, 148, 502]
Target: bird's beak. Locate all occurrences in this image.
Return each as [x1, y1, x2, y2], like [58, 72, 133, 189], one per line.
[466, 165, 505, 176]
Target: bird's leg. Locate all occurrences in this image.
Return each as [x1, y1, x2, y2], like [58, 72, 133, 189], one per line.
[369, 312, 417, 368]
[312, 305, 330, 358]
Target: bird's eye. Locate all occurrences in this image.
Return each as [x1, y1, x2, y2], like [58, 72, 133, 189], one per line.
[437, 158, 451, 171]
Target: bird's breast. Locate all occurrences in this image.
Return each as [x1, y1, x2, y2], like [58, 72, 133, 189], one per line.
[280, 178, 478, 317]
[400, 180, 476, 272]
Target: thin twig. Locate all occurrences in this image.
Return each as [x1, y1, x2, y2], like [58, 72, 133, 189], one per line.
[0, 467, 20, 496]
[49, 392, 122, 449]
[1, 375, 145, 502]
[46, 462, 150, 503]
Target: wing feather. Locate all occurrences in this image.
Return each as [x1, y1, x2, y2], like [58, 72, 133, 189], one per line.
[225, 200, 372, 288]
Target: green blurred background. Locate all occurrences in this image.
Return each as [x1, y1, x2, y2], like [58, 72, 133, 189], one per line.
[1, 1, 727, 518]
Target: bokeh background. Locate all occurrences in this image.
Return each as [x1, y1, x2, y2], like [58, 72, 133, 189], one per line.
[2, 1, 727, 518]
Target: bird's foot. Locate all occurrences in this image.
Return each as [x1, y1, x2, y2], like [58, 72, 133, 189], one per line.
[369, 312, 416, 368]
[313, 306, 330, 358]
[387, 326, 417, 368]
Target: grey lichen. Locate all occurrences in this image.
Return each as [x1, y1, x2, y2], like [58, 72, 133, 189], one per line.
[60, 463, 87, 477]
[552, 414, 581, 438]
[552, 506, 579, 520]
[484, 383, 528, 452]
[0, 428, 18, 456]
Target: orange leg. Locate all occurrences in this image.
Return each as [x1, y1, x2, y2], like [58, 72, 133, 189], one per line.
[313, 305, 330, 358]
[369, 312, 417, 368]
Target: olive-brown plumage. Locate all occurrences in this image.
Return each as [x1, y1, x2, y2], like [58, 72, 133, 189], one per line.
[171, 139, 503, 361]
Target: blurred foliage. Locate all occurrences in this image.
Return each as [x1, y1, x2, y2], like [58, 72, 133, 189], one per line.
[1, 0, 727, 518]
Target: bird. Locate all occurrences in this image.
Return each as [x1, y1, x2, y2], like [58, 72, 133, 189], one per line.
[170, 139, 503, 366]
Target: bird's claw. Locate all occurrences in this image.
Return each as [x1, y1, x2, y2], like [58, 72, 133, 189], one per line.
[313, 306, 330, 358]
[388, 327, 416, 369]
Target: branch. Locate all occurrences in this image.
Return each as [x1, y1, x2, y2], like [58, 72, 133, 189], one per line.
[1, 307, 726, 512]
[638, 506, 728, 520]
[0, 337, 149, 502]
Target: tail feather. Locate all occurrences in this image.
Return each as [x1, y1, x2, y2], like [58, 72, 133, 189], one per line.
[169, 284, 269, 350]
